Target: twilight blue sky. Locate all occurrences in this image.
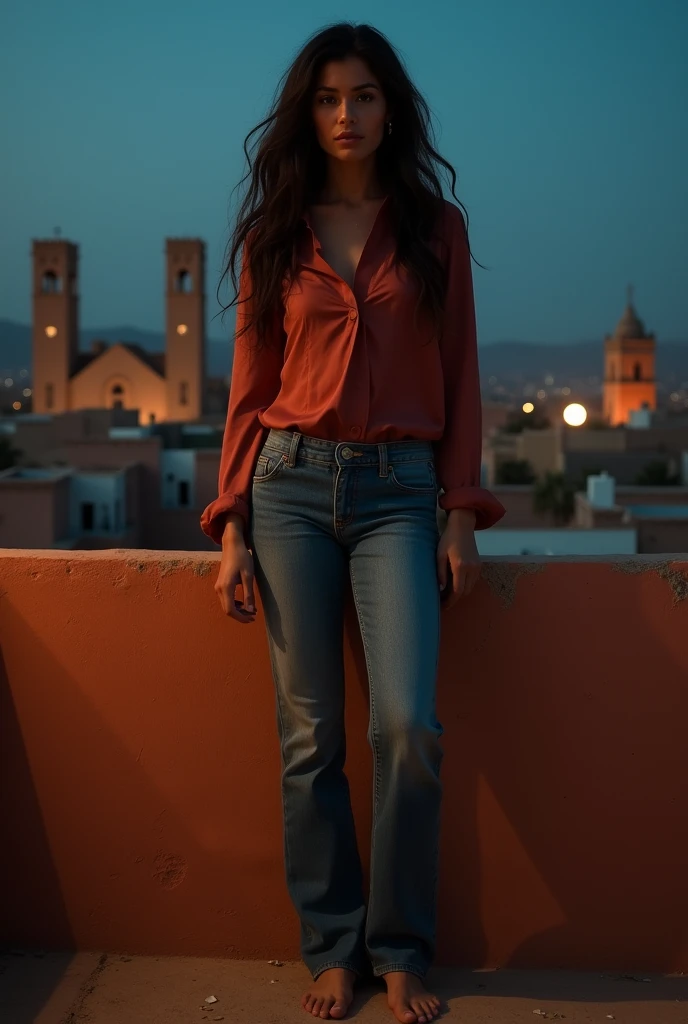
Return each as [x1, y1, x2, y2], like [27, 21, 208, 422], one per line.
[2, 0, 687, 346]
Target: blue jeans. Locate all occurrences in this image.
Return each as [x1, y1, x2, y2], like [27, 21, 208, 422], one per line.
[248, 428, 444, 982]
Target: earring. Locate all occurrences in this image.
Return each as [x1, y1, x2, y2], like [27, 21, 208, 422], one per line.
[387, 121, 392, 135]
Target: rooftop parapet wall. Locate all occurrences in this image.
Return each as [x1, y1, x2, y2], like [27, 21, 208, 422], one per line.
[1, 550, 687, 971]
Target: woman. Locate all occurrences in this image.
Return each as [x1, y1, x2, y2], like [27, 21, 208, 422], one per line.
[201, 21, 506, 1023]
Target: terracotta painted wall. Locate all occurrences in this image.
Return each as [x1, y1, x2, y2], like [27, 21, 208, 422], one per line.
[1, 550, 687, 972]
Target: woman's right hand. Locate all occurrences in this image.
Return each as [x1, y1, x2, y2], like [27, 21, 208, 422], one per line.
[214, 517, 257, 623]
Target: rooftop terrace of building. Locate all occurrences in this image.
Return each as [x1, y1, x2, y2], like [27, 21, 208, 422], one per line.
[0, 548, 686, 1020]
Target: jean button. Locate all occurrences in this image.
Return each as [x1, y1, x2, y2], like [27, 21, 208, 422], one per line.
[341, 447, 353, 459]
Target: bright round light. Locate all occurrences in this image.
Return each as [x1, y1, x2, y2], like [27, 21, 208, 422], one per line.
[522, 402, 535, 413]
[563, 403, 587, 426]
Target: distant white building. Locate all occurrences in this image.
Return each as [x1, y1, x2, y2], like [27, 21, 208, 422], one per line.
[476, 527, 636, 557]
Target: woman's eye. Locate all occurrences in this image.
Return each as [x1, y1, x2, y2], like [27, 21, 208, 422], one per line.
[316, 93, 375, 103]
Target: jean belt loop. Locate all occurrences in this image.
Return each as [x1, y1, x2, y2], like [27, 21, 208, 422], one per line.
[287, 431, 301, 467]
[378, 442, 388, 478]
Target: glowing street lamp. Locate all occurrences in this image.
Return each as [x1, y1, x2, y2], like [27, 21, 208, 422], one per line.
[563, 403, 587, 426]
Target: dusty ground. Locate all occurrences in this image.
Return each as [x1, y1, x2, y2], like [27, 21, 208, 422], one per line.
[0, 950, 685, 1024]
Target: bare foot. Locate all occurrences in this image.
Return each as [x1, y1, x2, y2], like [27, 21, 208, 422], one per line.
[301, 967, 356, 1019]
[383, 970, 441, 1023]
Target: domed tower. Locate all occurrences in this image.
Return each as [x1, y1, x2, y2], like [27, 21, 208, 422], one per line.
[602, 285, 656, 426]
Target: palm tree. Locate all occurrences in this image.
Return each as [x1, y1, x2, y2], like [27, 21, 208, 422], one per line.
[0, 436, 23, 471]
[496, 458, 537, 484]
[533, 471, 575, 525]
[633, 460, 681, 486]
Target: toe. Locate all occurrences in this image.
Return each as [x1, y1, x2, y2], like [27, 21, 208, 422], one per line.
[320, 996, 335, 1019]
[312, 997, 323, 1016]
[412, 1001, 427, 1023]
[330, 1000, 347, 1019]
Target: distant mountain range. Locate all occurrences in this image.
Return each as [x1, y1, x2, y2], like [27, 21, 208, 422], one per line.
[1, 318, 687, 385]
[479, 339, 688, 387]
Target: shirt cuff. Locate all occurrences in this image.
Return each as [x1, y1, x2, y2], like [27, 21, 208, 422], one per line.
[438, 487, 507, 530]
[200, 494, 251, 548]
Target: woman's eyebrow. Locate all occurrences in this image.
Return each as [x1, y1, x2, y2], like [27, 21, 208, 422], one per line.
[315, 82, 380, 92]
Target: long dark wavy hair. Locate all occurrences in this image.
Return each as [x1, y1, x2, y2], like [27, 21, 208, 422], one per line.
[214, 21, 486, 351]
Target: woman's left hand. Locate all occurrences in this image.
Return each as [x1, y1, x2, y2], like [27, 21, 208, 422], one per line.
[437, 509, 481, 608]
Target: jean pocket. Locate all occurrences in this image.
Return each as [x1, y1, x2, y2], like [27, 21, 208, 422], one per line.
[387, 458, 437, 493]
[253, 448, 287, 482]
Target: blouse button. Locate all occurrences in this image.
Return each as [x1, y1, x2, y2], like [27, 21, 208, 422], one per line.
[349, 308, 358, 320]
[350, 426, 361, 438]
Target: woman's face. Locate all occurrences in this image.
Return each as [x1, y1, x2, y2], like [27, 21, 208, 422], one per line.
[311, 56, 388, 164]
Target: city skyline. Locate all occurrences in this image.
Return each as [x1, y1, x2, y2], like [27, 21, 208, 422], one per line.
[2, 1, 687, 348]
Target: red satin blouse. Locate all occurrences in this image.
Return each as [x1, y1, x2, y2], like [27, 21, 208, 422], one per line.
[200, 195, 506, 547]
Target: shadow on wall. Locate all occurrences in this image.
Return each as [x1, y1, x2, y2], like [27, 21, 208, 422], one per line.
[0, 551, 686, 992]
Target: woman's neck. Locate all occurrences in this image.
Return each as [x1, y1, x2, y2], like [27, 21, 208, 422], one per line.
[316, 158, 385, 205]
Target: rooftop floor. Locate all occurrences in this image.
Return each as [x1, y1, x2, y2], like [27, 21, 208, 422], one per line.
[0, 951, 685, 1024]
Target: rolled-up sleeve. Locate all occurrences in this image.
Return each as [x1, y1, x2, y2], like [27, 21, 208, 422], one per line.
[433, 205, 506, 530]
[199, 237, 286, 547]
